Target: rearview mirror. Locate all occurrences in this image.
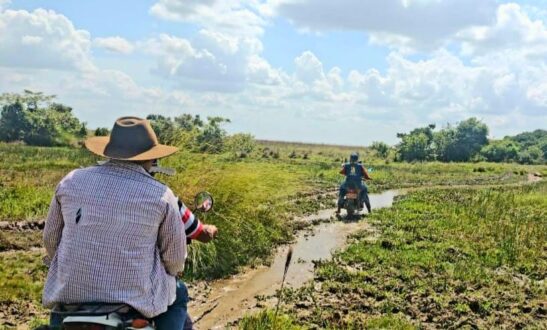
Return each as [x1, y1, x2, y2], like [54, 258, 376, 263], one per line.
[194, 191, 214, 213]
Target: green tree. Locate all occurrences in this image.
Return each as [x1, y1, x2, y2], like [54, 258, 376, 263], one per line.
[94, 127, 110, 136]
[225, 133, 256, 158]
[510, 129, 547, 148]
[0, 92, 86, 146]
[452, 118, 488, 161]
[370, 141, 390, 159]
[0, 102, 28, 142]
[146, 114, 179, 144]
[518, 146, 543, 164]
[196, 117, 231, 153]
[396, 124, 435, 161]
[174, 114, 204, 131]
[480, 139, 520, 162]
[0, 90, 55, 111]
[433, 126, 457, 162]
[540, 138, 547, 159]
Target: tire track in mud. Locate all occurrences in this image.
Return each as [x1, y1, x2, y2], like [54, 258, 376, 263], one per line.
[1, 174, 542, 328]
[189, 174, 544, 329]
[0, 220, 45, 254]
[189, 190, 400, 330]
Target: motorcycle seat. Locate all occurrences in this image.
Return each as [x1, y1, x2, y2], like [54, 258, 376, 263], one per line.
[53, 303, 136, 317]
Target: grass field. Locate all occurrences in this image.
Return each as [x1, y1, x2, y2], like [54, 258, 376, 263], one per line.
[242, 181, 547, 329]
[0, 141, 545, 328]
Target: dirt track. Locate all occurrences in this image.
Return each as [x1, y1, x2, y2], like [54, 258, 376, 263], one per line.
[189, 190, 399, 329]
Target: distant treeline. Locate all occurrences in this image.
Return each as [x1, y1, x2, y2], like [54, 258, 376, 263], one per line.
[1, 90, 545, 164]
[370, 118, 546, 164]
[0, 90, 87, 146]
[0, 90, 255, 156]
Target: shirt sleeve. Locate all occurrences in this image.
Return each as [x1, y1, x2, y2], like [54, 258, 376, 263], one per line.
[157, 192, 187, 276]
[178, 200, 204, 240]
[43, 186, 64, 262]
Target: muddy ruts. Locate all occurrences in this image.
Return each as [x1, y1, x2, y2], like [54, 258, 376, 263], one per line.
[0, 219, 45, 231]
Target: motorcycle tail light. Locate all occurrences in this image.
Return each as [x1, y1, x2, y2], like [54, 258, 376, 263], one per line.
[132, 319, 150, 328]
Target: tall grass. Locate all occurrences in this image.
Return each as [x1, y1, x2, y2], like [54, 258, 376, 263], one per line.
[268, 182, 547, 328]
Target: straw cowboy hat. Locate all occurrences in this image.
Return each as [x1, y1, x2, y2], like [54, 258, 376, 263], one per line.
[85, 116, 178, 161]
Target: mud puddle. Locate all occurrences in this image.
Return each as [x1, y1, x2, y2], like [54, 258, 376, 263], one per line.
[189, 190, 399, 329]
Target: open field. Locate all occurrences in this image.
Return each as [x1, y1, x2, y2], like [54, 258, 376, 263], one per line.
[241, 181, 547, 329]
[0, 142, 545, 328]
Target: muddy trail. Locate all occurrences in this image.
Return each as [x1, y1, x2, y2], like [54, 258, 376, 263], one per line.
[188, 190, 399, 329]
[0, 173, 541, 328]
[1, 173, 540, 254]
[188, 174, 543, 329]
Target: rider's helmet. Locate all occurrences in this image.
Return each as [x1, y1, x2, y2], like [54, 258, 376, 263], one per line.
[350, 152, 359, 163]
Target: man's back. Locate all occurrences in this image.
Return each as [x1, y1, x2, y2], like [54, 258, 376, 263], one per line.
[42, 161, 186, 318]
[342, 162, 364, 185]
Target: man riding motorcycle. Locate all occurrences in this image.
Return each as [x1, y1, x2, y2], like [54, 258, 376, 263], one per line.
[42, 117, 217, 329]
[336, 152, 372, 214]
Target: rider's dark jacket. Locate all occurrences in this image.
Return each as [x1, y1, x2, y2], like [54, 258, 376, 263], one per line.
[340, 162, 371, 187]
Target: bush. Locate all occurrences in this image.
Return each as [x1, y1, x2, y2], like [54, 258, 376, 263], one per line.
[94, 127, 110, 136]
[0, 92, 87, 147]
[517, 146, 543, 164]
[225, 133, 256, 157]
[371, 141, 390, 159]
[480, 139, 520, 162]
[147, 114, 231, 153]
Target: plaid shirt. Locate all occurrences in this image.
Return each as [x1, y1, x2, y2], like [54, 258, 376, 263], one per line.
[42, 161, 187, 318]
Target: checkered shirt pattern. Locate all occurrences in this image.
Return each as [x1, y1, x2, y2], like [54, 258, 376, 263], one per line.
[42, 161, 187, 318]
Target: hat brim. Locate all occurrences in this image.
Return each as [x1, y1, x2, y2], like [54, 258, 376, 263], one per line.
[85, 136, 179, 161]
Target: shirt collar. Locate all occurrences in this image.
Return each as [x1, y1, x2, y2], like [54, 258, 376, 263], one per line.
[101, 159, 152, 177]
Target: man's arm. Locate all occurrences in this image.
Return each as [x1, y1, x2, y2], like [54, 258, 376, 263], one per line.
[179, 200, 217, 243]
[361, 165, 372, 180]
[339, 165, 346, 175]
[43, 188, 64, 262]
[158, 199, 187, 276]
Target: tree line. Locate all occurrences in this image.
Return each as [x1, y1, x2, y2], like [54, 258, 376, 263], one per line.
[1, 90, 544, 164]
[0, 91, 256, 156]
[370, 118, 546, 164]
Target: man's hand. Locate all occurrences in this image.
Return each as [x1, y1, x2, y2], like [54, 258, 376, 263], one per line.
[196, 224, 218, 243]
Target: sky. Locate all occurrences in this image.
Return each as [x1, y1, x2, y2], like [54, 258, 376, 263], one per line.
[0, 0, 546, 145]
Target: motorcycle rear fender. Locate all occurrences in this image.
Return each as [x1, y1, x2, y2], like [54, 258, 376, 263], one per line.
[63, 313, 155, 330]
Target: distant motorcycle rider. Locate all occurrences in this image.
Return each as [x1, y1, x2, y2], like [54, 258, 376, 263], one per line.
[336, 152, 372, 214]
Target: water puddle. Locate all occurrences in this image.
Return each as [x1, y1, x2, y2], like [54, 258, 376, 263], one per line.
[190, 190, 399, 329]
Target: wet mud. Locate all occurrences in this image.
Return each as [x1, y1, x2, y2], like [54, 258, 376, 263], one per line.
[189, 190, 399, 329]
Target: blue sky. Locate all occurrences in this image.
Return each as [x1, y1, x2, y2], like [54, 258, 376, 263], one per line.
[0, 0, 546, 144]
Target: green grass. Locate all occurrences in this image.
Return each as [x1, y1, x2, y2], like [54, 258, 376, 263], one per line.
[1, 142, 545, 328]
[239, 310, 305, 330]
[263, 182, 547, 329]
[0, 251, 49, 328]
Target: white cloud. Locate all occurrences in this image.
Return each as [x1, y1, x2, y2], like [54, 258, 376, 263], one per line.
[294, 51, 324, 83]
[0, 9, 94, 71]
[1, 1, 545, 145]
[269, 0, 497, 49]
[150, 0, 266, 37]
[94, 36, 134, 54]
[247, 55, 284, 85]
[458, 3, 547, 57]
[144, 30, 274, 92]
[0, 0, 10, 10]
[281, 48, 547, 127]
